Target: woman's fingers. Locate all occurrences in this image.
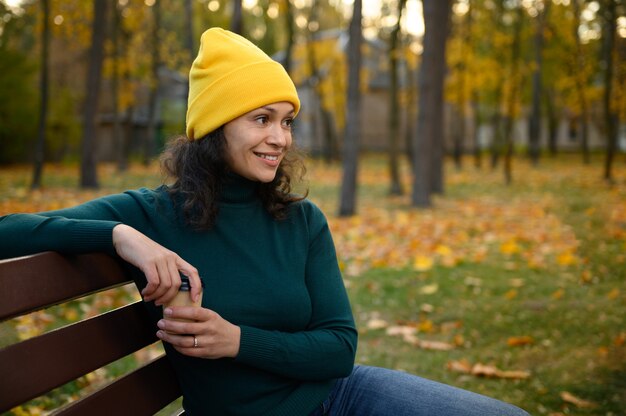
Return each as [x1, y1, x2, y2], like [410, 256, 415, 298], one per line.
[157, 307, 241, 359]
[140, 265, 160, 301]
[152, 258, 182, 305]
[177, 259, 202, 303]
[112, 224, 197, 305]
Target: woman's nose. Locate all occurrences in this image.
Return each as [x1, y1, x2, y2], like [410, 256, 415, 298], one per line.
[267, 125, 289, 147]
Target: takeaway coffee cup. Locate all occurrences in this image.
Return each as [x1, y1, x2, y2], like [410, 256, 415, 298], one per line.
[163, 275, 204, 324]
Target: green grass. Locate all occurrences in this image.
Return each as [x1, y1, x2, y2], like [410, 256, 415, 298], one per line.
[322, 154, 625, 415]
[1, 153, 625, 415]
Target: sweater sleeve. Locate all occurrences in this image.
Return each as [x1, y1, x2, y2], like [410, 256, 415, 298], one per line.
[235, 203, 358, 381]
[0, 190, 155, 260]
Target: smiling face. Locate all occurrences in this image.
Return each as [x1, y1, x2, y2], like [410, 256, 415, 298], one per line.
[222, 102, 295, 183]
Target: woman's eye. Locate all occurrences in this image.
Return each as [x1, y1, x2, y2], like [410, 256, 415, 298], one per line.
[255, 115, 269, 124]
[283, 118, 294, 128]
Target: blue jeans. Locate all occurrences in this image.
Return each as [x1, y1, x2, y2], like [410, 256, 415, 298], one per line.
[309, 365, 530, 416]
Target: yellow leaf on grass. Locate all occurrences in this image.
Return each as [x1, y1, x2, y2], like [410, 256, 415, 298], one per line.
[418, 319, 435, 333]
[560, 391, 596, 408]
[500, 240, 520, 255]
[556, 251, 577, 266]
[435, 245, 452, 256]
[413, 255, 434, 272]
[607, 288, 620, 300]
[504, 289, 518, 300]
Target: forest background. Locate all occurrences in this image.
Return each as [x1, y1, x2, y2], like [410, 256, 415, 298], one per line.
[0, 0, 625, 415]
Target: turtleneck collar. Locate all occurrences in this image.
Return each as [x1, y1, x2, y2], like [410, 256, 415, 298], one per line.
[220, 173, 261, 204]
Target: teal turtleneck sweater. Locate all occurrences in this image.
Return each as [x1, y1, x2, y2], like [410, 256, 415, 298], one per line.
[0, 175, 358, 416]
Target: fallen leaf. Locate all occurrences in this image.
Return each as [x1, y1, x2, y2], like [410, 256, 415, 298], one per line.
[509, 278, 525, 287]
[504, 289, 518, 300]
[471, 363, 500, 377]
[580, 269, 593, 284]
[366, 318, 389, 330]
[435, 244, 452, 256]
[495, 369, 532, 379]
[446, 359, 472, 373]
[464, 276, 482, 287]
[507, 336, 534, 347]
[413, 255, 434, 272]
[420, 283, 439, 295]
[417, 339, 455, 351]
[447, 360, 530, 380]
[386, 325, 417, 337]
[560, 391, 596, 408]
[551, 288, 565, 300]
[556, 251, 577, 266]
[418, 319, 435, 333]
[500, 240, 521, 255]
[420, 303, 435, 313]
[607, 288, 620, 300]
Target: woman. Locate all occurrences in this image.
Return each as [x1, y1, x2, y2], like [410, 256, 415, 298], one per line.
[0, 28, 528, 416]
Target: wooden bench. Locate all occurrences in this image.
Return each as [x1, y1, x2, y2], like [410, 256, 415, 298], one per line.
[0, 252, 183, 415]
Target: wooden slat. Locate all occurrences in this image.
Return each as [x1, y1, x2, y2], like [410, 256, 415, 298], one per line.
[0, 302, 158, 412]
[0, 252, 133, 322]
[52, 356, 182, 416]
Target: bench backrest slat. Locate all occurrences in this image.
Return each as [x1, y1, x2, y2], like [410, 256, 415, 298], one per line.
[52, 356, 181, 416]
[0, 252, 183, 415]
[0, 252, 131, 321]
[0, 302, 158, 411]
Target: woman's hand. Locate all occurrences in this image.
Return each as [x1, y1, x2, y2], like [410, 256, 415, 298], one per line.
[156, 306, 241, 359]
[112, 224, 202, 306]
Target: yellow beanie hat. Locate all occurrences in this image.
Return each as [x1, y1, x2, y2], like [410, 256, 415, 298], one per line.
[186, 28, 301, 140]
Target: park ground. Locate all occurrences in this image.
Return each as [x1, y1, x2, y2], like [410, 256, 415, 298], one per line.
[0, 153, 624, 416]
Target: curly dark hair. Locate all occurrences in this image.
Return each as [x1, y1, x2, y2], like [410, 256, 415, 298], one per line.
[160, 127, 307, 231]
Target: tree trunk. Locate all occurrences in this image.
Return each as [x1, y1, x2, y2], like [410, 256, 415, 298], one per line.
[468, 4, 481, 170]
[338, 0, 362, 217]
[80, 0, 108, 189]
[283, 0, 295, 74]
[571, 0, 591, 164]
[405, 72, 416, 171]
[528, 0, 549, 166]
[544, 88, 558, 157]
[602, 0, 618, 182]
[490, 0, 506, 170]
[388, 0, 407, 196]
[490, 110, 502, 169]
[231, 0, 243, 35]
[31, 0, 50, 189]
[117, 22, 132, 172]
[306, 4, 339, 163]
[453, 2, 471, 171]
[411, 0, 451, 207]
[503, 5, 524, 185]
[144, 0, 161, 165]
[183, 0, 194, 129]
[111, 2, 125, 172]
[471, 92, 482, 169]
